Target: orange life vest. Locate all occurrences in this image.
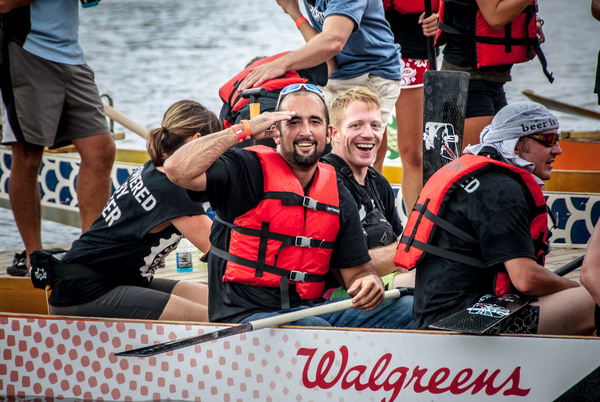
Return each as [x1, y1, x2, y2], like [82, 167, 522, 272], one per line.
[211, 146, 341, 306]
[383, 0, 439, 14]
[394, 154, 549, 295]
[218, 52, 308, 128]
[435, 0, 552, 81]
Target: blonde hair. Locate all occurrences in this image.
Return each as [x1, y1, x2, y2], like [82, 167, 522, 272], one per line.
[329, 87, 381, 129]
[147, 100, 222, 166]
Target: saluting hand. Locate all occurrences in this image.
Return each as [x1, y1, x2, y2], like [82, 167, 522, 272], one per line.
[247, 111, 295, 140]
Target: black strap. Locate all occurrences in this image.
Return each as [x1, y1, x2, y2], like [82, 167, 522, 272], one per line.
[399, 235, 486, 268]
[263, 191, 340, 215]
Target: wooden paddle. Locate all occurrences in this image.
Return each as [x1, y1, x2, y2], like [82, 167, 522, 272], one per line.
[429, 255, 585, 334]
[103, 104, 149, 139]
[116, 287, 415, 358]
[522, 90, 600, 122]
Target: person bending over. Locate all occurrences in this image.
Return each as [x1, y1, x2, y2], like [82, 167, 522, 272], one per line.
[48, 100, 217, 322]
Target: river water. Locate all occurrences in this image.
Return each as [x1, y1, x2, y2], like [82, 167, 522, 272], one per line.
[1, 0, 599, 251]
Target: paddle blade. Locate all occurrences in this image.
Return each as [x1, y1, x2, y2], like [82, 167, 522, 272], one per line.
[116, 323, 252, 357]
[422, 71, 469, 185]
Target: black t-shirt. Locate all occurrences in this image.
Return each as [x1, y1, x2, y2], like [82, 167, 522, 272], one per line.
[412, 169, 537, 329]
[49, 162, 206, 306]
[321, 153, 403, 237]
[190, 148, 370, 323]
[385, 9, 430, 60]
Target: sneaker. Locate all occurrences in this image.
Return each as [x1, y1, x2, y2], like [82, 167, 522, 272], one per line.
[7, 251, 29, 277]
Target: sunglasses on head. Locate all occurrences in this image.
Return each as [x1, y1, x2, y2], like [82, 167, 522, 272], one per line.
[280, 83, 325, 97]
[527, 133, 559, 147]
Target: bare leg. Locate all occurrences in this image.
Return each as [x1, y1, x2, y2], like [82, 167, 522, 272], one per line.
[373, 127, 388, 173]
[534, 287, 596, 335]
[72, 133, 116, 232]
[463, 116, 493, 150]
[392, 270, 416, 288]
[159, 281, 209, 322]
[395, 87, 424, 211]
[8, 142, 44, 265]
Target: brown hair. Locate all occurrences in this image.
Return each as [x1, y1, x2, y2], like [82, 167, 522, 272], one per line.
[147, 100, 222, 166]
[329, 86, 381, 129]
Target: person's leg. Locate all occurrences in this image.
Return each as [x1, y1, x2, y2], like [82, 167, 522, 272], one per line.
[534, 287, 596, 335]
[463, 116, 493, 148]
[395, 86, 424, 210]
[239, 308, 332, 327]
[462, 80, 508, 150]
[72, 133, 116, 232]
[169, 280, 209, 307]
[322, 295, 414, 329]
[373, 127, 388, 173]
[8, 142, 44, 264]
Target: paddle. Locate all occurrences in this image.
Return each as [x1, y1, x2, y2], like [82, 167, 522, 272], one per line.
[522, 90, 600, 122]
[424, 0, 437, 71]
[422, 70, 470, 185]
[116, 287, 415, 358]
[429, 255, 585, 334]
[103, 104, 149, 139]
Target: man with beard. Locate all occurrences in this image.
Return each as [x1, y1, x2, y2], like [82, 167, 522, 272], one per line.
[164, 84, 413, 328]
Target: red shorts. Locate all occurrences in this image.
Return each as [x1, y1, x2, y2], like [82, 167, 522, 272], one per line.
[401, 58, 429, 88]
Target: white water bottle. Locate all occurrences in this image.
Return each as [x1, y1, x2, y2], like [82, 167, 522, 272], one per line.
[176, 237, 194, 273]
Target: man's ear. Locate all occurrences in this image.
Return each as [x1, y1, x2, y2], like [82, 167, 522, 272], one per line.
[327, 125, 336, 145]
[273, 125, 282, 145]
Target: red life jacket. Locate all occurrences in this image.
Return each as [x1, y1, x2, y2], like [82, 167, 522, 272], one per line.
[212, 146, 340, 306]
[436, 0, 538, 67]
[383, 0, 439, 14]
[394, 154, 549, 295]
[218, 52, 308, 128]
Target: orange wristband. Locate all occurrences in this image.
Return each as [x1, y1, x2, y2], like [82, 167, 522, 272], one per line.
[232, 124, 245, 143]
[240, 119, 251, 139]
[295, 16, 308, 29]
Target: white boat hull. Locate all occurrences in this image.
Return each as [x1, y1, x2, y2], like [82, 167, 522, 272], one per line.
[1, 312, 599, 401]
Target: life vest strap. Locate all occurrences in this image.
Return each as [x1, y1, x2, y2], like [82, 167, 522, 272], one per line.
[413, 202, 480, 245]
[398, 236, 487, 268]
[264, 192, 341, 215]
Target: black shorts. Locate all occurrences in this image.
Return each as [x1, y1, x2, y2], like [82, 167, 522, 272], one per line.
[466, 80, 508, 118]
[50, 278, 178, 320]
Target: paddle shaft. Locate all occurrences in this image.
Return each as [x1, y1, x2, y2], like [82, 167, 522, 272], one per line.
[103, 104, 149, 139]
[116, 287, 413, 357]
[522, 90, 600, 122]
[424, 0, 437, 70]
[552, 254, 584, 277]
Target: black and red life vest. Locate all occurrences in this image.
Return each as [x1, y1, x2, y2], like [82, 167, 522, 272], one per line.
[218, 52, 308, 128]
[435, 0, 553, 82]
[383, 0, 439, 14]
[394, 154, 549, 295]
[210, 146, 341, 308]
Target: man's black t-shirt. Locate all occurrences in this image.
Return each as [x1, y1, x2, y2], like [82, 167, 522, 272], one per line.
[190, 148, 370, 323]
[413, 169, 537, 329]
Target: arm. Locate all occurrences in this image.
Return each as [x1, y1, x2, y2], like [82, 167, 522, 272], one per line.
[171, 214, 212, 254]
[369, 243, 407, 276]
[0, 0, 33, 13]
[339, 264, 385, 311]
[239, 14, 353, 90]
[476, 0, 532, 30]
[163, 111, 294, 191]
[593, 0, 600, 21]
[504, 257, 580, 296]
[581, 221, 600, 305]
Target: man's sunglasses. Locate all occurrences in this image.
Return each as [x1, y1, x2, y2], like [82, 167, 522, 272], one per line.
[280, 83, 325, 97]
[527, 133, 559, 147]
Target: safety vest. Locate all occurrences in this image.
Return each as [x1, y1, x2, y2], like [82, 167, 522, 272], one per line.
[383, 0, 439, 14]
[218, 52, 308, 128]
[435, 0, 553, 81]
[211, 146, 341, 307]
[394, 154, 549, 295]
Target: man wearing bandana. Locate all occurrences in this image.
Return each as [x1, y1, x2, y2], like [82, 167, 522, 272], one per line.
[394, 102, 595, 335]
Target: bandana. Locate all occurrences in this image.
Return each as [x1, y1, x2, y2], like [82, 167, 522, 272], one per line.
[463, 102, 559, 185]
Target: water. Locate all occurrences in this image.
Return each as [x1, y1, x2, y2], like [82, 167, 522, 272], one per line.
[1, 0, 599, 251]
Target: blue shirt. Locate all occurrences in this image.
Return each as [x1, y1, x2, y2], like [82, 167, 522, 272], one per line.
[304, 0, 402, 80]
[22, 0, 85, 65]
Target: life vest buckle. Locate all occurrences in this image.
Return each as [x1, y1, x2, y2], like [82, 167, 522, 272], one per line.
[295, 236, 313, 248]
[288, 270, 307, 282]
[302, 196, 319, 211]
